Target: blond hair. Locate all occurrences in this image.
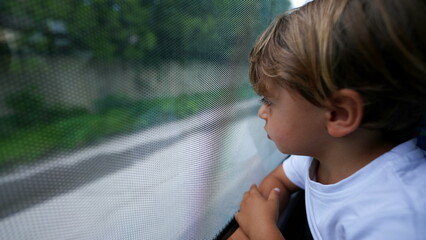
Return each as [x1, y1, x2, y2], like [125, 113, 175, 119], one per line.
[250, 0, 426, 143]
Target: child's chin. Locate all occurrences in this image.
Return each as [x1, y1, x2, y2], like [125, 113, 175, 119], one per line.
[275, 144, 295, 155]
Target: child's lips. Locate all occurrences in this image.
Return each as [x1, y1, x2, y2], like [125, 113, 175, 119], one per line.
[264, 127, 271, 139]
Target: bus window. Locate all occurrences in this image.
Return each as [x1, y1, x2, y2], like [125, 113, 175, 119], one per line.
[0, 0, 295, 239]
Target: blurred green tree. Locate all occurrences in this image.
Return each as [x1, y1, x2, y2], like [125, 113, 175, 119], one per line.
[0, 0, 290, 62]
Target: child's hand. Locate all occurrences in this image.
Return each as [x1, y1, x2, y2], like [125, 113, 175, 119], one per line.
[227, 228, 249, 240]
[235, 184, 281, 239]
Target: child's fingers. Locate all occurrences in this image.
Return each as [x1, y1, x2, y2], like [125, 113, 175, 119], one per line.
[235, 211, 248, 235]
[249, 184, 260, 195]
[268, 188, 281, 205]
[268, 188, 281, 221]
[227, 228, 249, 240]
[241, 184, 260, 202]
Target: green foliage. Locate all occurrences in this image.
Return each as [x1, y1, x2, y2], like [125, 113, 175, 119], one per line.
[0, 0, 291, 167]
[5, 89, 89, 128]
[6, 89, 44, 113]
[0, 87, 252, 168]
[52, 114, 100, 149]
[0, 125, 61, 166]
[96, 109, 136, 138]
[5, 89, 46, 127]
[5, 0, 156, 61]
[95, 95, 134, 114]
[3, 0, 290, 63]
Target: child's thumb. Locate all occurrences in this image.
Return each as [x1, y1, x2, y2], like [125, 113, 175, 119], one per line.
[268, 188, 281, 205]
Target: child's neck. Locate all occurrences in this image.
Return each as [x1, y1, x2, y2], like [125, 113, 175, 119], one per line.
[315, 130, 396, 185]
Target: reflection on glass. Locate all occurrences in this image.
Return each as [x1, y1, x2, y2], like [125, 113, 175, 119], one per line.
[0, 1, 290, 239]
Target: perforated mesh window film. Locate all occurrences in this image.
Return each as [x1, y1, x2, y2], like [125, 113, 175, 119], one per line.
[0, 1, 290, 239]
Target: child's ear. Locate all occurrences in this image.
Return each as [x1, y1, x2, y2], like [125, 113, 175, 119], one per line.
[325, 89, 364, 137]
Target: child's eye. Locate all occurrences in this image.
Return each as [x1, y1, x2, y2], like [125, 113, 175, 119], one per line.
[260, 97, 272, 106]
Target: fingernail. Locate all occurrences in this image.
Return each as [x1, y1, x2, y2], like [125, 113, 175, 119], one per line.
[273, 188, 281, 193]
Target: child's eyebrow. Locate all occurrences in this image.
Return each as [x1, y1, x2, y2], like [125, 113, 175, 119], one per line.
[259, 81, 278, 98]
[259, 91, 275, 99]
[262, 85, 281, 99]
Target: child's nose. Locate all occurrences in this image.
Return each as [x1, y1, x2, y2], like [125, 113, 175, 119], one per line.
[258, 105, 268, 120]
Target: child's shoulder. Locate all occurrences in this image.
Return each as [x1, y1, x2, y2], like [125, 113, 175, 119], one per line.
[338, 140, 426, 238]
[388, 139, 426, 172]
[374, 139, 426, 206]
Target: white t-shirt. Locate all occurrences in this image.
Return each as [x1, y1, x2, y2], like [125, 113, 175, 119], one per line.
[283, 139, 426, 240]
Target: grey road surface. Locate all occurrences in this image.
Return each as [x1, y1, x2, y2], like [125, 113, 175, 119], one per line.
[0, 100, 286, 240]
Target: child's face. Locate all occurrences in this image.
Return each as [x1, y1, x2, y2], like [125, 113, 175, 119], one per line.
[258, 83, 328, 156]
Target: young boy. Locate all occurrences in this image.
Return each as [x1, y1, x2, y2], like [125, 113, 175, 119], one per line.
[231, 0, 426, 239]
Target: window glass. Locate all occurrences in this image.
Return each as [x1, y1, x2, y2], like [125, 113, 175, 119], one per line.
[0, 1, 291, 239]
